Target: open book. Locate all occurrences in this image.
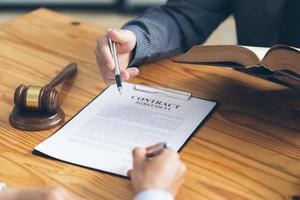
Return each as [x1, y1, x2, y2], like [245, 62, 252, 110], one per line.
[174, 45, 300, 90]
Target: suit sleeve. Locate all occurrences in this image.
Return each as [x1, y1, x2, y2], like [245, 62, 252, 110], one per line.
[122, 0, 231, 66]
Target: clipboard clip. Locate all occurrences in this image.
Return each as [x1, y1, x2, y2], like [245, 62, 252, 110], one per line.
[135, 83, 192, 100]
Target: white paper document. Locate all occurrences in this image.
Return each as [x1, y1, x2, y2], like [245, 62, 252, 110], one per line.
[34, 83, 217, 176]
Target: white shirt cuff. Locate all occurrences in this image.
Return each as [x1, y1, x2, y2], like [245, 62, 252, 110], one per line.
[134, 189, 174, 200]
[0, 183, 6, 192]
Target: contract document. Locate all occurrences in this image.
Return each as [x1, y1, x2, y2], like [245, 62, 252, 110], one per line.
[33, 83, 217, 177]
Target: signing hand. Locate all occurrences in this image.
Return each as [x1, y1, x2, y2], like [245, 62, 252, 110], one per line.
[128, 144, 186, 197]
[95, 29, 139, 84]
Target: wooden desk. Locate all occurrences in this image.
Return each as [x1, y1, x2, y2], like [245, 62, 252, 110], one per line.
[0, 9, 299, 200]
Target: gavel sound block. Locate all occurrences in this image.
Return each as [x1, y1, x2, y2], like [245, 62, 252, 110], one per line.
[9, 63, 78, 131]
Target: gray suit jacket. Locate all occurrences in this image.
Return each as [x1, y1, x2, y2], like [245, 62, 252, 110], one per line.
[122, 0, 286, 66]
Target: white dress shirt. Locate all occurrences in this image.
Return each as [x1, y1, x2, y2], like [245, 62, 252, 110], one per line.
[134, 189, 174, 200]
[0, 183, 6, 191]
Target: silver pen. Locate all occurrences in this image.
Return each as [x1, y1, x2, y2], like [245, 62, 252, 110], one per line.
[107, 29, 122, 94]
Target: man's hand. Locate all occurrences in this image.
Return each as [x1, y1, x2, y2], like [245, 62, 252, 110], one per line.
[95, 29, 139, 84]
[0, 187, 83, 200]
[128, 145, 186, 197]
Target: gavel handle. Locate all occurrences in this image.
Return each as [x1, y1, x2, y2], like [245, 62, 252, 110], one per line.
[47, 63, 78, 88]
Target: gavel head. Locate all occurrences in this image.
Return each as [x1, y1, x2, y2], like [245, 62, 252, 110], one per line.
[14, 84, 59, 113]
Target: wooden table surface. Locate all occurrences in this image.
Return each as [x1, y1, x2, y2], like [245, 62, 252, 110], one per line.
[0, 9, 300, 200]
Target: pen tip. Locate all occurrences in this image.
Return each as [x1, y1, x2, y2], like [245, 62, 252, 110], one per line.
[118, 87, 122, 95]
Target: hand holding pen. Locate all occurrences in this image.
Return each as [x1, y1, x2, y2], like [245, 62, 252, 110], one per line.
[128, 143, 186, 198]
[95, 29, 139, 87]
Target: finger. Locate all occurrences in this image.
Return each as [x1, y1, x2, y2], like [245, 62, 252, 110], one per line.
[120, 67, 139, 81]
[96, 38, 114, 71]
[96, 46, 114, 72]
[127, 67, 139, 79]
[103, 70, 130, 84]
[132, 147, 146, 168]
[100, 67, 116, 83]
[120, 70, 130, 81]
[104, 72, 130, 84]
[109, 29, 133, 44]
[146, 142, 167, 152]
[127, 169, 133, 178]
[95, 49, 106, 78]
[97, 64, 113, 84]
[109, 30, 136, 53]
[145, 142, 167, 158]
[95, 49, 116, 84]
[100, 67, 138, 84]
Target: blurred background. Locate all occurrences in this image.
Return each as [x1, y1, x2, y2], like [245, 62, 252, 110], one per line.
[0, 0, 236, 45]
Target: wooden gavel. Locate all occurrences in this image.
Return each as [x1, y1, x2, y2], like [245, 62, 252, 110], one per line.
[14, 63, 77, 113]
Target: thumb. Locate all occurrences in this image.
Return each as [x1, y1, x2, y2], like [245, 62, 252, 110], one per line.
[126, 67, 139, 80]
[109, 29, 136, 45]
[132, 147, 146, 168]
[127, 169, 133, 178]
